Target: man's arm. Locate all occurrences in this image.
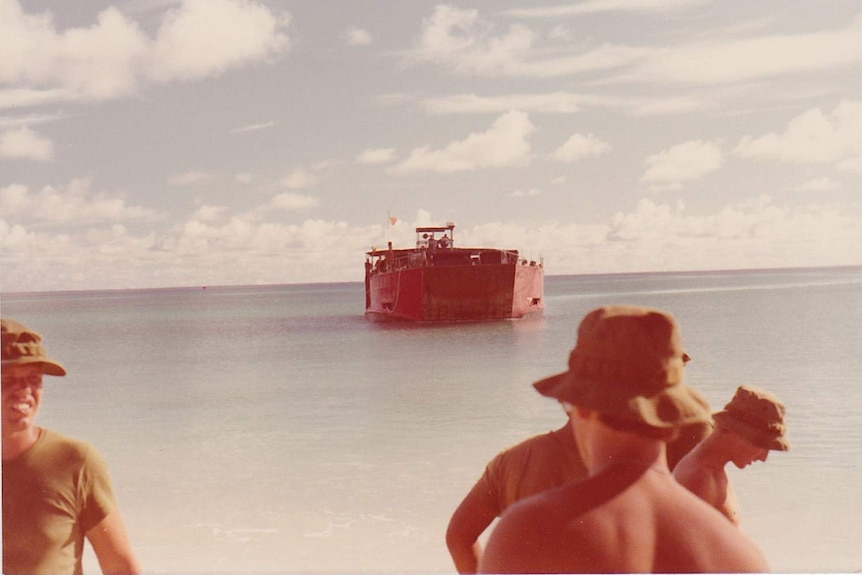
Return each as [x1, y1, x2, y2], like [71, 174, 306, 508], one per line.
[718, 479, 741, 525]
[86, 510, 141, 575]
[674, 464, 739, 525]
[446, 494, 498, 574]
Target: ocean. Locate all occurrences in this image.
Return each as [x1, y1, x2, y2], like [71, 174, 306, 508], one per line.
[3, 267, 861, 573]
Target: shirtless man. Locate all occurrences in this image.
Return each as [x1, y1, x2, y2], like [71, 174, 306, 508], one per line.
[673, 385, 789, 524]
[446, 397, 710, 573]
[479, 305, 769, 573]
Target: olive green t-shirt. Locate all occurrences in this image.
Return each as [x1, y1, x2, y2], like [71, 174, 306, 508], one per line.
[468, 425, 589, 515]
[2, 428, 116, 575]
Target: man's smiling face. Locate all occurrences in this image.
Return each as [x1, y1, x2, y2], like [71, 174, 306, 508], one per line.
[2, 363, 44, 434]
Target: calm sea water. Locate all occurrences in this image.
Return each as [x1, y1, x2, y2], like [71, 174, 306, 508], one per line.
[3, 268, 861, 573]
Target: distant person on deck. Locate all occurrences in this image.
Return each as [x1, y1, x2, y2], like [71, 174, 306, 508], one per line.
[673, 384, 789, 525]
[445, 410, 710, 573]
[2, 318, 141, 575]
[478, 305, 769, 573]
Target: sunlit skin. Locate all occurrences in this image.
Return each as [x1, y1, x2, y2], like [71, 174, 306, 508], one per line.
[1, 364, 44, 460]
[2, 362, 142, 574]
[672, 425, 771, 525]
[479, 407, 769, 573]
[446, 403, 580, 574]
[731, 438, 769, 469]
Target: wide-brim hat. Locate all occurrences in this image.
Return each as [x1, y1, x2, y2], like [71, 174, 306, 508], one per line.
[713, 385, 789, 451]
[1, 318, 67, 376]
[534, 305, 711, 430]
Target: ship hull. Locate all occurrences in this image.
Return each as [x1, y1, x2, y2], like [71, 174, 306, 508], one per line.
[365, 263, 543, 321]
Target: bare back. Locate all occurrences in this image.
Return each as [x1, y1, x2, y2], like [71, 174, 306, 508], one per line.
[480, 463, 767, 573]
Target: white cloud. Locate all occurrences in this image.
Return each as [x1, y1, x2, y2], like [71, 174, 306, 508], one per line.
[390, 110, 534, 174]
[281, 168, 316, 190]
[422, 92, 715, 117]
[0, 126, 53, 161]
[2, 196, 860, 292]
[463, 197, 861, 273]
[625, 96, 717, 116]
[0, 179, 161, 225]
[510, 188, 541, 197]
[793, 178, 842, 193]
[149, 0, 289, 81]
[355, 148, 396, 165]
[267, 192, 318, 211]
[191, 204, 228, 222]
[230, 121, 276, 134]
[409, 5, 858, 86]
[0, 111, 71, 129]
[620, 18, 860, 86]
[734, 100, 861, 165]
[423, 92, 582, 114]
[837, 155, 862, 174]
[0, 1, 149, 102]
[411, 4, 647, 78]
[0, 0, 290, 108]
[168, 170, 215, 186]
[590, 196, 860, 272]
[0, 88, 75, 109]
[503, 0, 713, 18]
[281, 165, 328, 190]
[553, 133, 611, 163]
[641, 140, 724, 189]
[345, 26, 372, 46]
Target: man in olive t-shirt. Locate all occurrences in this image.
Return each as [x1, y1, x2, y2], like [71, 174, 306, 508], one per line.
[2, 318, 140, 575]
[446, 421, 588, 573]
[3, 429, 116, 573]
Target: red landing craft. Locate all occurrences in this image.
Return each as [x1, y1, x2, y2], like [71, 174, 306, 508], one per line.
[364, 223, 544, 321]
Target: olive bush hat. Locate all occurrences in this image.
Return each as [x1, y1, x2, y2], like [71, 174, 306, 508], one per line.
[713, 385, 789, 451]
[1, 318, 66, 376]
[534, 305, 710, 430]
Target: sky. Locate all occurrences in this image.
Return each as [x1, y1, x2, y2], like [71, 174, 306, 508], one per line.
[1, 0, 860, 292]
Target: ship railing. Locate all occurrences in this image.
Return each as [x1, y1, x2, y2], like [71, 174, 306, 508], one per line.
[368, 248, 534, 275]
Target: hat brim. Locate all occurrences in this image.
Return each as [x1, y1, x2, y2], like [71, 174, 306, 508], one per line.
[2, 357, 67, 377]
[713, 411, 789, 451]
[534, 370, 711, 430]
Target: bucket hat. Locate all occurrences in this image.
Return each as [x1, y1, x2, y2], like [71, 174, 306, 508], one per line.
[1, 318, 66, 376]
[534, 305, 710, 430]
[713, 385, 789, 451]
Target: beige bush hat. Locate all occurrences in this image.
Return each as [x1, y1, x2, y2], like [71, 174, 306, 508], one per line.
[1, 318, 67, 376]
[534, 305, 710, 430]
[713, 385, 789, 451]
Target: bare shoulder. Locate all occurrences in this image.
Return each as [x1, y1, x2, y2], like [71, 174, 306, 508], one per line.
[671, 451, 701, 482]
[673, 456, 723, 497]
[480, 492, 550, 573]
[480, 479, 604, 573]
[659, 483, 768, 572]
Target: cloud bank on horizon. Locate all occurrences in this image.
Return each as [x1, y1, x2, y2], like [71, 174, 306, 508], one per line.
[1, 0, 860, 292]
